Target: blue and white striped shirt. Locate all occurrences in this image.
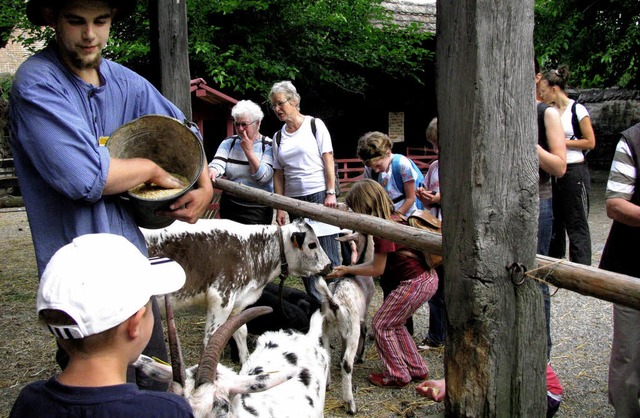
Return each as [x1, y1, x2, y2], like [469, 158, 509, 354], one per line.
[208, 135, 274, 193]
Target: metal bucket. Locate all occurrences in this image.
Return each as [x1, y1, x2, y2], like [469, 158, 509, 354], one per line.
[106, 115, 204, 229]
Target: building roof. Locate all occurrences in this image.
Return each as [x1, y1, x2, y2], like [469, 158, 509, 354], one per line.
[190, 78, 237, 107]
[382, 0, 436, 32]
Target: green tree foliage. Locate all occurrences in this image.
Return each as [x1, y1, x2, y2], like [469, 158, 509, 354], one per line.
[184, 0, 433, 96]
[0, 0, 432, 97]
[535, 0, 640, 89]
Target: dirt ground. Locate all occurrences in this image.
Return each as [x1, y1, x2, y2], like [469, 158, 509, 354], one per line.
[0, 169, 616, 417]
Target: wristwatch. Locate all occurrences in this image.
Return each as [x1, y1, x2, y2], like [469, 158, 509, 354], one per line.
[326, 189, 336, 195]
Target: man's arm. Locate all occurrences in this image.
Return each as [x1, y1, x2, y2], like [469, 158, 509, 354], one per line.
[104, 158, 185, 195]
[606, 198, 640, 227]
[605, 136, 639, 226]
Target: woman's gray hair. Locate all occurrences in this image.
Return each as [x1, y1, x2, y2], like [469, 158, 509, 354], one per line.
[231, 100, 264, 122]
[269, 81, 301, 110]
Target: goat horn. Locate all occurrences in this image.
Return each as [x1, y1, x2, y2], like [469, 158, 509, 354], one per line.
[165, 295, 186, 387]
[195, 306, 273, 387]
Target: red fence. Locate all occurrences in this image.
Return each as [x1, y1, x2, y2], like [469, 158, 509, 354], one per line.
[336, 147, 438, 193]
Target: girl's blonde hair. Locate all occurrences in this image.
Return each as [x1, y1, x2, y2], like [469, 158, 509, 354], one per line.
[345, 179, 395, 220]
[356, 131, 393, 164]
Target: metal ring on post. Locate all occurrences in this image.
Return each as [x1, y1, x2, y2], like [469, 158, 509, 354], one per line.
[507, 262, 527, 286]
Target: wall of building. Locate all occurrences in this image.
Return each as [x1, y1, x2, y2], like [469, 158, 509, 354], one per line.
[576, 89, 640, 170]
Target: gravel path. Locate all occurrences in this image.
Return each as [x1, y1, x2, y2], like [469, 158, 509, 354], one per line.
[0, 169, 617, 416]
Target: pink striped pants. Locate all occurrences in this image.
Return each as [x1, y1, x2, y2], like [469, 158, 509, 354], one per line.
[373, 269, 438, 382]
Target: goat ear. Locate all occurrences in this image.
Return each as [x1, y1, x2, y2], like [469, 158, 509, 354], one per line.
[228, 369, 297, 396]
[290, 232, 307, 249]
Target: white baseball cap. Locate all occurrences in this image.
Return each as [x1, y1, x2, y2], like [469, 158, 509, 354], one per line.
[37, 233, 185, 339]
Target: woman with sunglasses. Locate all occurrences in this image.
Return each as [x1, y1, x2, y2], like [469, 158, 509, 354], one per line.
[208, 100, 274, 224]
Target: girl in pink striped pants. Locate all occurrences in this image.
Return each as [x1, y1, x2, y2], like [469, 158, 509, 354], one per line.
[327, 179, 438, 387]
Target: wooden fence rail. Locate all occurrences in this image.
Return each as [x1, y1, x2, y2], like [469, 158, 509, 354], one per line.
[214, 177, 640, 311]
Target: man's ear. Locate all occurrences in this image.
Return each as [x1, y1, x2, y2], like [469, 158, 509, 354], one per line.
[126, 306, 147, 339]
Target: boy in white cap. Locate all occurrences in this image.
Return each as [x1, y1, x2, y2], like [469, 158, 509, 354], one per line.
[9, 234, 193, 417]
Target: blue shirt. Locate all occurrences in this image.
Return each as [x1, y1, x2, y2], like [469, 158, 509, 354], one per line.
[10, 376, 194, 417]
[9, 44, 191, 275]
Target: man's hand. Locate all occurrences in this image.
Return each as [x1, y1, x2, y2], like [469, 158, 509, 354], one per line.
[158, 166, 214, 223]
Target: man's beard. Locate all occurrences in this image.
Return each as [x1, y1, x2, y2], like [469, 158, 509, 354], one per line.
[68, 49, 102, 70]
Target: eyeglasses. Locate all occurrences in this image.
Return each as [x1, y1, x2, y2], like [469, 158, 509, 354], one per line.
[270, 98, 291, 110]
[233, 121, 257, 128]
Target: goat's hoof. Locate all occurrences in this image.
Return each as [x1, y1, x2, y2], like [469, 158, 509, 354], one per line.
[346, 401, 357, 415]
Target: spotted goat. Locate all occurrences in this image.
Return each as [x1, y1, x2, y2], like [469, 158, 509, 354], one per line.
[164, 301, 330, 418]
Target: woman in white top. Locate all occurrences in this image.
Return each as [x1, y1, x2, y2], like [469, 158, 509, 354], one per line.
[539, 65, 596, 266]
[269, 81, 340, 301]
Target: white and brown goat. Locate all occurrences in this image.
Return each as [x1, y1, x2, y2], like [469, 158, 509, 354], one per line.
[142, 218, 332, 364]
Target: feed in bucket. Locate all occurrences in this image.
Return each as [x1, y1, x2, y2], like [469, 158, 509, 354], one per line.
[129, 173, 189, 200]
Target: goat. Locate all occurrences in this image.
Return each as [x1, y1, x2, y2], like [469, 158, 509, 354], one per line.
[227, 282, 321, 362]
[164, 296, 329, 418]
[142, 218, 331, 364]
[316, 231, 375, 415]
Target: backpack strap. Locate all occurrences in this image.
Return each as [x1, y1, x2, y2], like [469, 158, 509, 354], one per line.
[571, 100, 590, 156]
[392, 155, 425, 209]
[275, 117, 320, 156]
[571, 100, 582, 140]
[391, 154, 404, 192]
[230, 134, 268, 153]
[275, 130, 281, 147]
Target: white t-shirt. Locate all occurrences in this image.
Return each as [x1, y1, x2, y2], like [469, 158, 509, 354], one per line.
[272, 116, 334, 197]
[561, 100, 590, 164]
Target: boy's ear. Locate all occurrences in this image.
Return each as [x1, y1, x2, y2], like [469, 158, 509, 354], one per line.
[126, 306, 147, 339]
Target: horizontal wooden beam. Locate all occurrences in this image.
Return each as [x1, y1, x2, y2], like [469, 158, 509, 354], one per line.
[214, 178, 640, 310]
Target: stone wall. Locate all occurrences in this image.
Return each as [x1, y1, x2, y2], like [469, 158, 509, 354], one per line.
[573, 88, 640, 170]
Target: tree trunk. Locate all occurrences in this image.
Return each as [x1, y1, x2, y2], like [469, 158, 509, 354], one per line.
[436, 1, 546, 416]
[150, 0, 192, 120]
